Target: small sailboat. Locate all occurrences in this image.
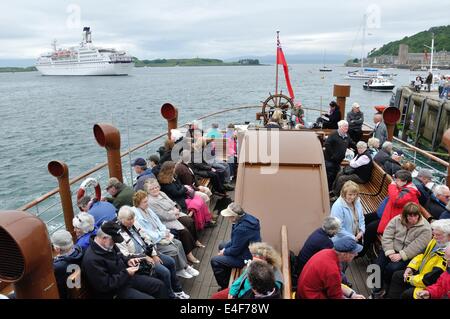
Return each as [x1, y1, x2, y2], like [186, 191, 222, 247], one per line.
[319, 50, 332, 72]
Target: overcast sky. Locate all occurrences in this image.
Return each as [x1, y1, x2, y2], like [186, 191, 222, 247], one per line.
[0, 0, 448, 60]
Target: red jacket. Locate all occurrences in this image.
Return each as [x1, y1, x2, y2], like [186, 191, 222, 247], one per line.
[297, 249, 343, 299]
[426, 270, 450, 299]
[377, 182, 419, 234]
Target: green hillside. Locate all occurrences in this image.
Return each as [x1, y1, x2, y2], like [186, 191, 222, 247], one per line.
[133, 57, 260, 67]
[369, 25, 450, 57]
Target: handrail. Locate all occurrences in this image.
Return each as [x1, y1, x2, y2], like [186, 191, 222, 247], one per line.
[18, 105, 261, 212]
[364, 123, 449, 168]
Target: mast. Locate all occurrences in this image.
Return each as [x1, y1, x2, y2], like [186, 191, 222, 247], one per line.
[361, 14, 367, 70]
[430, 33, 434, 72]
[275, 31, 280, 96]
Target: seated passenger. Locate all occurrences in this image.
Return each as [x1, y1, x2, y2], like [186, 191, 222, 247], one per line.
[105, 177, 135, 210]
[383, 150, 404, 176]
[175, 150, 212, 205]
[211, 203, 261, 290]
[144, 178, 202, 262]
[425, 185, 450, 221]
[82, 221, 168, 299]
[367, 137, 380, 158]
[211, 242, 283, 299]
[72, 212, 97, 251]
[265, 108, 283, 129]
[388, 219, 450, 299]
[133, 189, 200, 279]
[131, 157, 155, 192]
[416, 244, 450, 299]
[371, 203, 432, 298]
[245, 260, 281, 299]
[296, 217, 341, 277]
[297, 235, 364, 299]
[331, 181, 365, 248]
[158, 161, 214, 230]
[77, 195, 116, 227]
[315, 101, 341, 129]
[115, 206, 190, 299]
[377, 170, 420, 234]
[412, 169, 433, 206]
[373, 141, 393, 166]
[51, 230, 83, 299]
[332, 141, 373, 197]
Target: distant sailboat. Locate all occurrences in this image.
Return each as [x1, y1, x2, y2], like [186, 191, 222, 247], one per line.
[319, 50, 332, 72]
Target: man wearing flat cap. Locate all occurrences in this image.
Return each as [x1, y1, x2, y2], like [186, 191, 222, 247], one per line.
[82, 221, 168, 299]
[297, 235, 364, 299]
[105, 177, 135, 210]
[131, 157, 155, 192]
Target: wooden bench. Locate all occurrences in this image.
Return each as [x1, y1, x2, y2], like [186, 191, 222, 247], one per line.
[358, 162, 390, 215]
[228, 267, 244, 289]
[280, 225, 292, 299]
[198, 177, 211, 189]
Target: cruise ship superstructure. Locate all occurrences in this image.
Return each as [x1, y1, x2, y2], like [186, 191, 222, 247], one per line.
[36, 27, 134, 76]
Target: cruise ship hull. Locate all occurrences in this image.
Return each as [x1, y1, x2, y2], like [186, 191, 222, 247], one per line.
[36, 62, 134, 76]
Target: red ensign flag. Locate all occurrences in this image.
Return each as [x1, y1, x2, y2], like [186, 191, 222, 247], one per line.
[276, 46, 295, 100]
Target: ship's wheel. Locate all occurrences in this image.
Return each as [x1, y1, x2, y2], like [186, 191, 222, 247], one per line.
[261, 93, 295, 126]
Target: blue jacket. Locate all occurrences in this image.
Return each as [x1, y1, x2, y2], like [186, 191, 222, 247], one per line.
[224, 213, 261, 264]
[53, 245, 84, 299]
[440, 210, 450, 220]
[426, 194, 448, 220]
[133, 168, 155, 192]
[297, 228, 334, 275]
[413, 178, 431, 207]
[88, 201, 117, 227]
[330, 197, 365, 235]
[76, 228, 97, 251]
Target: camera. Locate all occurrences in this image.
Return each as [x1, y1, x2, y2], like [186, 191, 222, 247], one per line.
[137, 259, 154, 276]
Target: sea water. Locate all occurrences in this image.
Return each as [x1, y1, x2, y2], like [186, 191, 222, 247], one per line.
[0, 65, 413, 210]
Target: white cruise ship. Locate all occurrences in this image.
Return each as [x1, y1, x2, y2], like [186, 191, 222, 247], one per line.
[36, 27, 134, 76]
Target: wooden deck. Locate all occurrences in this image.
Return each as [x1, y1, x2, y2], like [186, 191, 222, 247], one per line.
[180, 189, 372, 299]
[346, 256, 371, 298]
[179, 194, 233, 299]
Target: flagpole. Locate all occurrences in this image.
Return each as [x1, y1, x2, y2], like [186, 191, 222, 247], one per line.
[275, 31, 280, 97]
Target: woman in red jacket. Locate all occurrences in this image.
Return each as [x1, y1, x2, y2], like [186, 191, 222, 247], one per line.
[377, 170, 420, 234]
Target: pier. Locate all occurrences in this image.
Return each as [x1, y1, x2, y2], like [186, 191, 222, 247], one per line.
[394, 86, 450, 151]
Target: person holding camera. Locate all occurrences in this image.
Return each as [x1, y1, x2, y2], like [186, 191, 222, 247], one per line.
[115, 206, 190, 299]
[82, 221, 168, 299]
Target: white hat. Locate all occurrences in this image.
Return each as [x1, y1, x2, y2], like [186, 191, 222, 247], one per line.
[220, 203, 244, 217]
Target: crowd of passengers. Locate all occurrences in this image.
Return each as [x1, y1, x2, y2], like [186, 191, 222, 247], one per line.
[30, 114, 450, 300]
[292, 101, 450, 299]
[47, 123, 281, 300]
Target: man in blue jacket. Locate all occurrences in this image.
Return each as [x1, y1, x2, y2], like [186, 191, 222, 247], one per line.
[211, 203, 261, 290]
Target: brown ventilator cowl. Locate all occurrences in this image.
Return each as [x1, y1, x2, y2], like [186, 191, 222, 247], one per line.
[382, 106, 401, 142]
[161, 103, 178, 139]
[0, 210, 59, 298]
[93, 123, 123, 182]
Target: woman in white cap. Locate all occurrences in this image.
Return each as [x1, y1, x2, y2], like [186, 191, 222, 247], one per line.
[210, 203, 261, 290]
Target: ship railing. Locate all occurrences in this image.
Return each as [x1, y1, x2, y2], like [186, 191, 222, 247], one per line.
[17, 105, 261, 235]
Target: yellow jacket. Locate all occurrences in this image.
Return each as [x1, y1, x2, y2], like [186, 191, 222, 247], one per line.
[406, 239, 447, 298]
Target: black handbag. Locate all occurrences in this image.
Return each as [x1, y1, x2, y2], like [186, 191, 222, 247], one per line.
[136, 259, 155, 277]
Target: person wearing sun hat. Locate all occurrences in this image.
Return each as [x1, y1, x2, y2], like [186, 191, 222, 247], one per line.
[297, 234, 364, 299]
[210, 203, 261, 290]
[81, 221, 168, 299]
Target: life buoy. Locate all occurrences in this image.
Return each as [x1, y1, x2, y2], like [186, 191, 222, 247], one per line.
[77, 177, 101, 202]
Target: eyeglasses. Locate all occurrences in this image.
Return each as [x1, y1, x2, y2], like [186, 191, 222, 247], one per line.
[148, 186, 160, 190]
[406, 213, 419, 217]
